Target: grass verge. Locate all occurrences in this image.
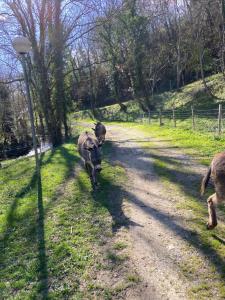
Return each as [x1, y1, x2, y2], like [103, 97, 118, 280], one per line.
[0, 129, 129, 299]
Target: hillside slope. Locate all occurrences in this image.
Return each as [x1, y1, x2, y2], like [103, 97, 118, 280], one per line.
[75, 73, 225, 121]
[160, 73, 225, 110]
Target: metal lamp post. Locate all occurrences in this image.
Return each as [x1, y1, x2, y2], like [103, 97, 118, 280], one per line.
[12, 36, 40, 177]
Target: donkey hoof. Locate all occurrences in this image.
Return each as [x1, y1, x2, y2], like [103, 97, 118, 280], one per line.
[206, 222, 217, 230]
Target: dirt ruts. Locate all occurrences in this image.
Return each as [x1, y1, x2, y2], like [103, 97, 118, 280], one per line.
[104, 124, 214, 300]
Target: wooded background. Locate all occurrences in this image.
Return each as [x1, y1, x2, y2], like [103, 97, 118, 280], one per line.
[1, 0, 225, 158]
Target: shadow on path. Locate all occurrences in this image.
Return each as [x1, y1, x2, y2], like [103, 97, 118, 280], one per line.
[104, 136, 225, 281]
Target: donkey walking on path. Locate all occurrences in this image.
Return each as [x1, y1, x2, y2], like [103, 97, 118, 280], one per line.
[92, 122, 106, 145]
[78, 131, 102, 189]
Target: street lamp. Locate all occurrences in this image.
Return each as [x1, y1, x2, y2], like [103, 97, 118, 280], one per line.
[12, 36, 40, 177]
[12, 36, 31, 55]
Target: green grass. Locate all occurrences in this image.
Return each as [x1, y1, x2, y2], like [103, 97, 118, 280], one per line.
[0, 129, 128, 299]
[156, 73, 225, 110]
[106, 251, 128, 265]
[126, 273, 140, 283]
[113, 241, 127, 250]
[106, 122, 225, 165]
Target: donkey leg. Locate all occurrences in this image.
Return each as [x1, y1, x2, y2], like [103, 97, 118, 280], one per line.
[207, 193, 217, 230]
[92, 168, 97, 184]
[85, 162, 89, 173]
[85, 163, 94, 185]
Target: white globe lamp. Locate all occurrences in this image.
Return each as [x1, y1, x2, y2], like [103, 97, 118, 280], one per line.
[12, 36, 31, 54]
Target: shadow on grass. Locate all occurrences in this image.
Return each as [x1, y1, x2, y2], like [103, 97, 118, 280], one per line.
[74, 167, 143, 234]
[0, 154, 49, 298]
[212, 234, 225, 246]
[36, 175, 48, 298]
[73, 139, 143, 233]
[0, 139, 79, 298]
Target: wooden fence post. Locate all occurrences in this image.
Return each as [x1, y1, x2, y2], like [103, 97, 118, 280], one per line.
[218, 104, 222, 136]
[191, 105, 195, 130]
[148, 111, 151, 124]
[172, 107, 176, 127]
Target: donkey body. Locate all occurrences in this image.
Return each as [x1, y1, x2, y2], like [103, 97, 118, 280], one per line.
[92, 122, 106, 145]
[201, 151, 225, 229]
[78, 132, 102, 189]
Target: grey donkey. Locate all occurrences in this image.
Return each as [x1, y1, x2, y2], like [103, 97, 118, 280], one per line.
[78, 131, 102, 189]
[92, 122, 106, 145]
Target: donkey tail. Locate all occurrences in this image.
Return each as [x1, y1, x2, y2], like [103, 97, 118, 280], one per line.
[201, 167, 211, 196]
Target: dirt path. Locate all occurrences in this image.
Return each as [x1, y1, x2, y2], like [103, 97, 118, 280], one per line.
[103, 124, 216, 300]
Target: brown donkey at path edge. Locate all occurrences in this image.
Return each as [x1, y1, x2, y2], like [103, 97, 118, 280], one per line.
[201, 152, 225, 229]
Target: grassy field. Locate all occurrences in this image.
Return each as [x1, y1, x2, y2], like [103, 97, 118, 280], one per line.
[0, 129, 131, 299]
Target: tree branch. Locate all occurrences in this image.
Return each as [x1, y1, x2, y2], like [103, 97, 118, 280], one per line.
[0, 78, 24, 84]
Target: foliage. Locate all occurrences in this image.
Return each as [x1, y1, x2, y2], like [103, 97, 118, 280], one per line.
[74, 73, 225, 124]
[0, 83, 32, 159]
[2, 0, 225, 153]
[70, 0, 225, 111]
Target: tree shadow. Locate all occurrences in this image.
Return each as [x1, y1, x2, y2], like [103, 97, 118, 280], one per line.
[107, 140, 206, 200]
[123, 187, 225, 278]
[105, 138, 225, 280]
[0, 153, 49, 298]
[212, 234, 225, 246]
[0, 140, 80, 298]
[72, 137, 143, 234]
[93, 178, 143, 233]
[36, 174, 48, 298]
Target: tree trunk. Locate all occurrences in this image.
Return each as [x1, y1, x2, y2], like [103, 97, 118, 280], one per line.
[51, 0, 68, 140]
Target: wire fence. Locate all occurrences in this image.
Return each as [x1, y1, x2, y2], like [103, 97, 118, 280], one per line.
[3, 104, 222, 162]
[77, 104, 225, 137]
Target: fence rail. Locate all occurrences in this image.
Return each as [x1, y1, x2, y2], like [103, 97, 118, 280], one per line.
[77, 104, 225, 137]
